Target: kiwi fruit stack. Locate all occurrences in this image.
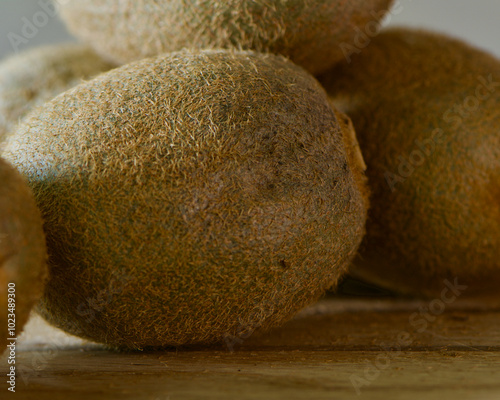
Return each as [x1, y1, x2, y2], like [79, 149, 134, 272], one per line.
[2, 0, 499, 349]
[3, 50, 369, 348]
[319, 28, 500, 299]
[0, 44, 115, 149]
[56, 0, 394, 74]
[0, 157, 47, 353]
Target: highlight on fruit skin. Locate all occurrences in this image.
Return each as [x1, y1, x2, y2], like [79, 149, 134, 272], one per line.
[4, 49, 369, 349]
[57, 0, 394, 75]
[0, 43, 116, 149]
[0, 157, 48, 354]
[318, 28, 500, 299]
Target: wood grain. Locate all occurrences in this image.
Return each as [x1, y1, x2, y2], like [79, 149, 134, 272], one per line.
[3, 297, 500, 399]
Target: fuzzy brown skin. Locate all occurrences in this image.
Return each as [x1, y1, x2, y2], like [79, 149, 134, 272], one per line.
[319, 28, 500, 299]
[4, 49, 368, 348]
[0, 44, 116, 149]
[333, 107, 369, 210]
[0, 158, 47, 354]
[57, 0, 394, 75]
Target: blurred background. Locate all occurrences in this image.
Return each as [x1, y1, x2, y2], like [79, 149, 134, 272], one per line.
[0, 0, 500, 61]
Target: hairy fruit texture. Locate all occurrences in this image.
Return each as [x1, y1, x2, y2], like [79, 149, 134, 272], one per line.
[4, 49, 369, 348]
[58, 0, 394, 74]
[0, 44, 115, 149]
[319, 28, 500, 299]
[0, 158, 47, 353]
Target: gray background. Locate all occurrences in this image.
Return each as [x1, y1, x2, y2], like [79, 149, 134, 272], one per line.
[0, 0, 500, 62]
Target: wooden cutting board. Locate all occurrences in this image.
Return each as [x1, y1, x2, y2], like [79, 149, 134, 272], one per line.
[3, 296, 500, 400]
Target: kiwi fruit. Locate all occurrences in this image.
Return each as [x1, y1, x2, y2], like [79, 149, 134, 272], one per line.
[4, 49, 369, 348]
[0, 157, 47, 353]
[319, 28, 500, 299]
[0, 44, 115, 148]
[57, 0, 394, 74]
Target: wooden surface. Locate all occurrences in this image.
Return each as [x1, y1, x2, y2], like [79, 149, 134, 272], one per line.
[3, 296, 500, 399]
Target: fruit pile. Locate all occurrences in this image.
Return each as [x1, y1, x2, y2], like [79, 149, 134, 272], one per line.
[0, 0, 498, 350]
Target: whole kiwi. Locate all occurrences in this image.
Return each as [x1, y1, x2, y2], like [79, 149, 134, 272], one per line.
[0, 44, 115, 148]
[0, 157, 47, 353]
[4, 49, 369, 348]
[57, 0, 394, 74]
[319, 28, 500, 299]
